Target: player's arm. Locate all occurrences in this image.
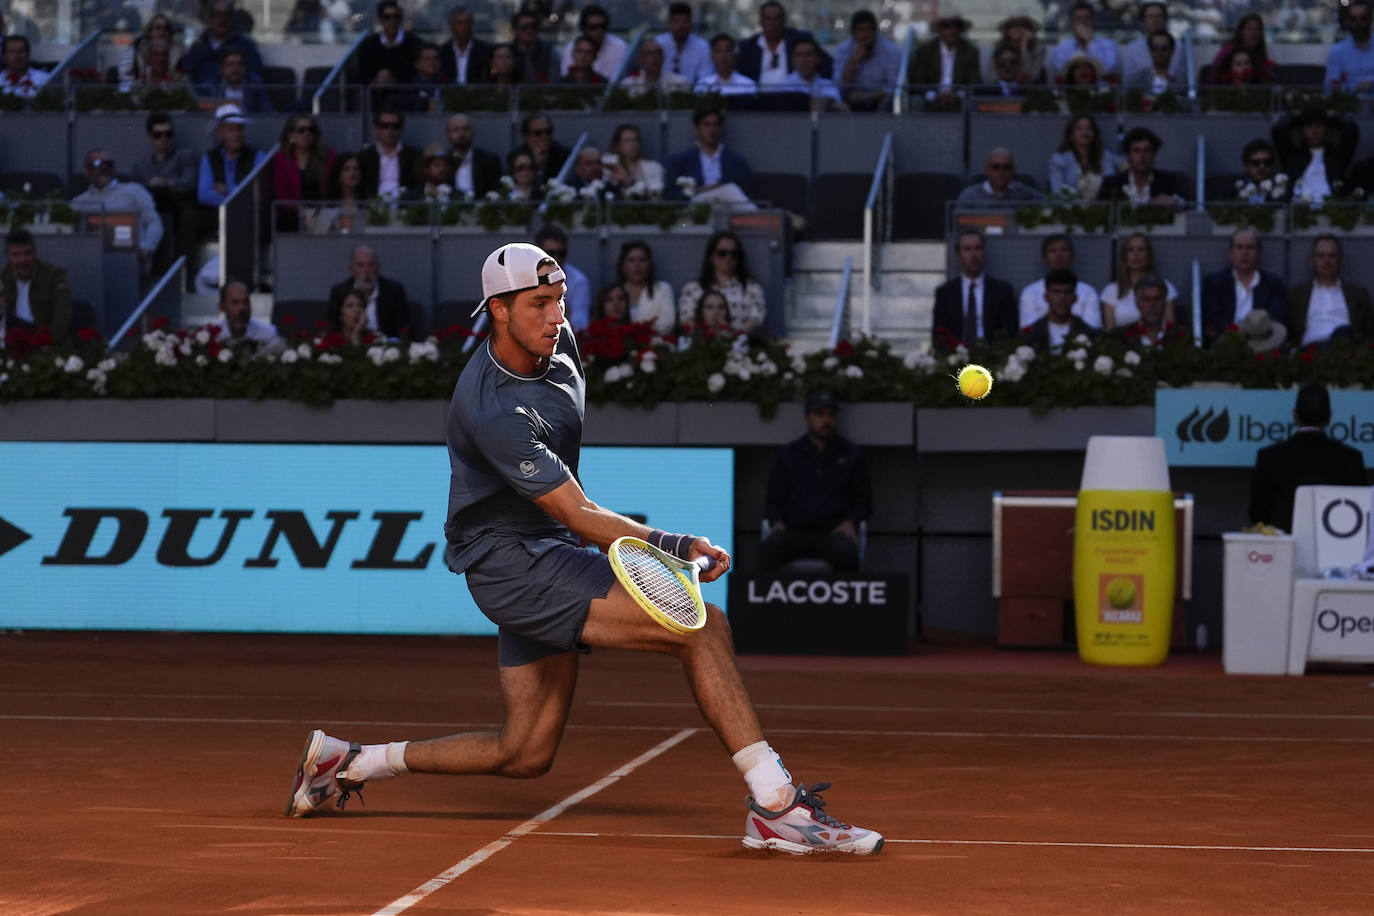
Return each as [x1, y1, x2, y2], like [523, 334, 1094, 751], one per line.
[533, 477, 731, 582]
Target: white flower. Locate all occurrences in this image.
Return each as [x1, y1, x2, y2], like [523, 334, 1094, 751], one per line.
[823, 355, 839, 370]
[281, 349, 298, 364]
[97, 358, 116, 372]
[640, 358, 656, 374]
[63, 355, 85, 374]
[604, 191, 615, 201]
[195, 354, 208, 366]
[791, 355, 807, 374]
[1092, 354, 1114, 374]
[296, 343, 313, 359]
[706, 372, 725, 394]
[383, 346, 401, 363]
[1073, 334, 1091, 345]
[1014, 345, 1036, 362]
[1259, 179, 1273, 193]
[676, 176, 697, 191]
[1241, 182, 1258, 198]
[500, 176, 514, 190]
[844, 365, 863, 378]
[217, 347, 233, 364]
[1073, 360, 1085, 372]
[142, 331, 166, 349]
[578, 184, 599, 200]
[1274, 173, 1288, 185]
[998, 358, 1026, 383]
[178, 339, 193, 356]
[195, 328, 210, 345]
[1065, 347, 1087, 361]
[154, 348, 177, 367]
[1115, 367, 1133, 377]
[903, 350, 936, 370]
[1357, 188, 1368, 200]
[1123, 350, 1142, 366]
[485, 191, 500, 200]
[558, 189, 576, 203]
[22, 182, 32, 194]
[1233, 179, 1245, 190]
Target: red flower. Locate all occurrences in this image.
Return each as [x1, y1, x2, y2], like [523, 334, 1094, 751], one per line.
[76, 326, 102, 343]
[1300, 350, 1314, 363]
[280, 314, 297, 325]
[151, 315, 171, 330]
[834, 340, 855, 357]
[206, 340, 223, 357]
[206, 324, 221, 338]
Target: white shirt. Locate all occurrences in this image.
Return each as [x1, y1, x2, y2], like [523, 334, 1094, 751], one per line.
[377, 147, 401, 195]
[694, 71, 758, 96]
[560, 33, 627, 80]
[1232, 270, 1261, 323]
[655, 32, 712, 83]
[1299, 149, 1331, 201]
[756, 36, 789, 85]
[940, 43, 956, 88]
[450, 39, 473, 83]
[1099, 279, 1179, 327]
[212, 314, 283, 344]
[71, 179, 164, 256]
[1, 66, 51, 98]
[1019, 279, 1102, 328]
[698, 145, 723, 187]
[14, 277, 34, 323]
[357, 283, 380, 330]
[1125, 173, 1155, 204]
[1047, 319, 1074, 349]
[450, 148, 474, 194]
[1303, 281, 1350, 345]
[772, 71, 842, 103]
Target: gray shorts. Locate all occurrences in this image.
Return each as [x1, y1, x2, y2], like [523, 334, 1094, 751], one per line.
[464, 537, 616, 667]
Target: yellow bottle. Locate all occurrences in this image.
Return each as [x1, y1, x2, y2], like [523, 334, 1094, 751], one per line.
[1073, 437, 1176, 666]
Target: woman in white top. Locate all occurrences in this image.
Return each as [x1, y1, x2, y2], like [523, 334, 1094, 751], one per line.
[1048, 115, 1126, 199]
[1099, 232, 1178, 329]
[615, 240, 676, 335]
[118, 13, 177, 92]
[677, 231, 767, 336]
[602, 123, 664, 197]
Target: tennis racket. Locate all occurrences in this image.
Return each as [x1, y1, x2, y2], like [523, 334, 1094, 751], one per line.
[608, 536, 714, 635]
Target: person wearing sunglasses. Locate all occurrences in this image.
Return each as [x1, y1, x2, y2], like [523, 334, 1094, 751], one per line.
[508, 9, 555, 85]
[201, 46, 273, 113]
[178, 0, 263, 90]
[511, 113, 570, 188]
[71, 147, 164, 271]
[955, 147, 1043, 205]
[132, 113, 201, 264]
[557, 3, 626, 81]
[676, 231, 766, 337]
[735, 0, 832, 87]
[357, 0, 421, 86]
[654, 1, 712, 84]
[361, 106, 422, 198]
[272, 115, 335, 231]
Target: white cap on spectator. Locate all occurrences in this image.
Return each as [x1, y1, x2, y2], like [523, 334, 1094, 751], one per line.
[215, 103, 246, 124]
[471, 243, 566, 317]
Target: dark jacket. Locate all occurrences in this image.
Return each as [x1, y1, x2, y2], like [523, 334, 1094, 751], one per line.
[763, 433, 872, 531]
[663, 146, 752, 200]
[357, 31, 422, 85]
[328, 276, 414, 340]
[1285, 281, 1374, 345]
[912, 38, 981, 87]
[1201, 268, 1288, 341]
[512, 39, 557, 84]
[1, 260, 73, 342]
[449, 146, 505, 198]
[359, 143, 425, 194]
[1249, 430, 1366, 531]
[509, 141, 571, 189]
[197, 72, 274, 113]
[178, 30, 264, 87]
[735, 28, 833, 82]
[438, 38, 493, 84]
[1019, 314, 1097, 351]
[1272, 112, 1358, 190]
[932, 275, 1019, 348]
[1096, 169, 1192, 203]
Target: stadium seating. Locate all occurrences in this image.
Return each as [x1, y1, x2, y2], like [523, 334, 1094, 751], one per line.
[1, 171, 65, 196]
[893, 172, 963, 240]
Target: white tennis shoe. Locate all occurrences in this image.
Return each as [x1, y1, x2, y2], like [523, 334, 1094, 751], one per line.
[742, 782, 884, 855]
[285, 729, 365, 817]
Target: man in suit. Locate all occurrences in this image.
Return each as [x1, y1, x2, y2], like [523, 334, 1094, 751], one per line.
[510, 8, 557, 84]
[1201, 228, 1288, 343]
[357, 0, 421, 86]
[556, 4, 626, 81]
[1273, 108, 1357, 202]
[1020, 268, 1096, 352]
[664, 106, 752, 201]
[444, 114, 503, 199]
[509, 113, 571, 190]
[438, 5, 491, 85]
[1249, 383, 1367, 532]
[1097, 127, 1190, 205]
[360, 107, 423, 197]
[912, 11, 981, 111]
[1286, 234, 1374, 347]
[735, 1, 832, 87]
[327, 245, 414, 340]
[932, 229, 1018, 351]
[2, 228, 72, 342]
[1120, 2, 1180, 87]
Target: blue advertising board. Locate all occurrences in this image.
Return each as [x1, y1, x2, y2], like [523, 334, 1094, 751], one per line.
[0, 443, 732, 632]
[1155, 389, 1374, 467]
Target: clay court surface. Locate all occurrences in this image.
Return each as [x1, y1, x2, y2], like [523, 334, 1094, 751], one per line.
[3, 631, 1373, 915]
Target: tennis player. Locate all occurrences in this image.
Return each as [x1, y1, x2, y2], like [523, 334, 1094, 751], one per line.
[287, 242, 882, 855]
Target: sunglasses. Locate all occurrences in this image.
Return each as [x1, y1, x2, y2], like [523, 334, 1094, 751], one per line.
[988, 162, 1015, 171]
[379, 12, 400, 20]
[585, 21, 607, 30]
[150, 129, 173, 138]
[87, 158, 114, 169]
[294, 124, 319, 133]
[376, 121, 401, 129]
[513, 162, 534, 170]
[713, 248, 740, 257]
[1248, 157, 1273, 166]
[528, 128, 552, 137]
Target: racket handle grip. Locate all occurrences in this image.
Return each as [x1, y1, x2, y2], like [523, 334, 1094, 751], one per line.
[694, 555, 717, 572]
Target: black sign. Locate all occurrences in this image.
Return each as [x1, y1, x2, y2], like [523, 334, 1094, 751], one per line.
[728, 574, 910, 655]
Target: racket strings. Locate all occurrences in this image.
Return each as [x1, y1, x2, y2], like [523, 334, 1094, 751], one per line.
[618, 543, 698, 627]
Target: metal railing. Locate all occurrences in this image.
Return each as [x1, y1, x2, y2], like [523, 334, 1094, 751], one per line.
[312, 32, 368, 115]
[892, 30, 915, 115]
[1190, 259, 1203, 346]
[605, 24, 650, 96]
[219, 144, 281, 290]
[860, 131, 893, 339]
[1184, 27, 1198, 103]
[829, 256, 854, 349]
[111, 256, 186, 351]
[49, 29, 104, 90]
[1195, 134, 1206, 212]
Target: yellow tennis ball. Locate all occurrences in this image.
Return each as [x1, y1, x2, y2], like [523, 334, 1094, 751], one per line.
[1106, 577, 1138, 610]
[956, 363, 993, 400]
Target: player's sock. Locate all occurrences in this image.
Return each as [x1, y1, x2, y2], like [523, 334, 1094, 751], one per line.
[732, 740, 794, 811]
[341, 741, 410, 782]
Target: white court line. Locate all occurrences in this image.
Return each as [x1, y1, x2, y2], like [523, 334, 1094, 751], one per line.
[3, 714, 1372, 743]
[370, 728, 698, 916]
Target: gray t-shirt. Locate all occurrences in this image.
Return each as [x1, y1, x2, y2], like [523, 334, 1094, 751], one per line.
[443, 323, 586, 573]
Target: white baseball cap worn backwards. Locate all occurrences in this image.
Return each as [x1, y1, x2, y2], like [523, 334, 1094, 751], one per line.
[471, 242, 566, 318]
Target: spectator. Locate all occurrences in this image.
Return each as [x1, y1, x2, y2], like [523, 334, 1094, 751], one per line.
[197, 104, 268, 208]
[483, 43, 523, 86]
[760, 389, 872, 575]
[1019, 234, 1102, 328]
[912, 11, 980, 111]
[438, 5, 491, 85]
[975, 42, 1030, 98]
[127, 39, 188, 93]
[558, 4, 626, 81]
[0, 282, 31, 354]
[1021, 267, 1097, 351]
[334, 288, 373, 346]
[327, 244, 413, 339]
[314, 153, 372, 232]
[132, 113, 200, 260]
[1099, 232, 1178, 330]
[1211, 14, 1277, 85]
[771, 36, 846, 110]
[614, 240, 675, 335]
[212, 279, 285, 355]
[1049, 115, 1125, 198]
[389, 42, 446, 113]
[1096, 126, 1189, 206]
[117, 12, 176, 91]
[1201, 228, 1288, 343]
[2, 229, 72, 342]
[655, 1, 712, 84]
[1125, 30, 1184, 95]
[1233, 139, 1287, 202]
[832, 9, 902, 111]
[1049, 2, 1117, 78]
[179, 1, 264, 89]
[1059, 54, 1107, 89]
[1120, 3, 1178, 87]
[561, 35, 607, 86]
[676, 230, 766, 336]
[694, 33, 758, 96]
[284, 0, 340, 43]
[1273, 108, 1358, 204]
[956, 148, 1043, 205]
[71, 148, 164, 269]
[664, 107, 752, 203]
[509, 9, 556, 84]
[1286, 234, 1374, 347]
[1, 35, 48, 98]
[565, 145, 607, 191]
[995, 11, 1045, 84]
[533, 225, 590, 329]
[1214, 46, 1266, 87]
[932, 229, 1018, 350]
[736, 1, 831, 87]
[511, 113, 571, 189]
[602, 123, 664, 196]
[1109, 275, 1184, 347]
[686, 287, 732, 343]
[1249, 383, 1367, 533]
[444, 114, 503, 199]
[407, 148, 455, 200]
[357, 0, 421, 86]
[360, 106, 422, 198]
[504, 149, 542, 201]
[590, 282, 631, 328]
[200, 46, 273, 112]
[272, 114, 335, 230]
[1325, 0, 1374, 95]
[619, 39, 690, 94]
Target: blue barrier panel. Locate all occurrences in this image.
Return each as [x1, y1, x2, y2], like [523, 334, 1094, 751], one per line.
[0, 114, 72, 176]
[273, 231, 435, 314]
[1156, 390, 1374, 467]
[0, 443, 733, 631]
